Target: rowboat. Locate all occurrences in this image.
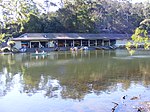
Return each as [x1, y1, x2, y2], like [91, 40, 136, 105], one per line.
[95, 46, 110, 50]
[31, 52, 48, 56]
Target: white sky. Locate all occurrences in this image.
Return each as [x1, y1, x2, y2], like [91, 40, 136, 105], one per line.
[132, 0, 149, 3]
[33, 0, 150, 12]
[33, 0, 149, 4]
[33, 0, 61, 12]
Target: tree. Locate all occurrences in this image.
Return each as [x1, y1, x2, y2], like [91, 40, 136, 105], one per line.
[0, 0, 150, 35]
[7, 40, 15, 49]
[56, 0, 97, 33]
[0, 33, 5, 44]
[23, 14, 43, 33]
[1, 0, 40, 36]
[126, 19, 150, 55]
[42, 16, 65, 33]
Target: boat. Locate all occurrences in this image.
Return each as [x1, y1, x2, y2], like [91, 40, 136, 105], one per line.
[95, 46, 110, 50]
[95, 47, 102, 50]
[70, 47, 78, 51]
[109, 45, 117, 50]
[79, 46, 89, 51]
[31, 52, 48, 56]
[19, 47, 27, 52]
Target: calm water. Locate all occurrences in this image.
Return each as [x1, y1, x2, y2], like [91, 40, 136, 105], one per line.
[0, 50, 150, 112]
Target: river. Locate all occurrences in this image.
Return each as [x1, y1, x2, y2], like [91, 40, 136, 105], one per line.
[0, 49, 150, 112]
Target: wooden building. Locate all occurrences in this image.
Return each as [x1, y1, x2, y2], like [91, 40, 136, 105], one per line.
[11, 33, 131, 51]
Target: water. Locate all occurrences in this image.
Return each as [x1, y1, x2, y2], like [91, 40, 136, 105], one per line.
[0, 50, 150, 112]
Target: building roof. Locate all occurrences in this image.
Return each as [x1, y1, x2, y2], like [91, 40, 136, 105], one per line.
[11, 33, 132, 41]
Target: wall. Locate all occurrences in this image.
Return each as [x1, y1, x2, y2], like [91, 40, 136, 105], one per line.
[14, 41, 21, 49]
[115, 39, 129, 47]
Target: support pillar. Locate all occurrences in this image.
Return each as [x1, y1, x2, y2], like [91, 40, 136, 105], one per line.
[65, 40, 66, 47]
[73, 40, 75, 47]
[102, 40, 104, 46]
[39, 41, 40, 48]
[95, 40, 97, 46]
[81, 40, 82, 46]
[30, 42, 31, 48]
[88, 40, 90, 47]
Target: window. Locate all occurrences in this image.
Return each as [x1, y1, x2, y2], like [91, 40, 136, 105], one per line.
[74, 40, 81, 47]
[82, 40, 88, 46]
[90, 40, 96, 46]
[66, 40, 73, 47]
[104, 40, 109, 46]
[97, 40, 102, 46]
[110, 40, 116, 46]
[31, 42, 40, 48]
[40, 42, 48, 48]
[21, 41, 29, 48]
[58, 40, 65, 47]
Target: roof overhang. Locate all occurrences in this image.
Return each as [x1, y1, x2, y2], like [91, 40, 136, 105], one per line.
[12, 33, 133, 41]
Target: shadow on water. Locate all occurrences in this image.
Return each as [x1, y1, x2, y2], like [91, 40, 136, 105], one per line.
[0, 50, 150, 112]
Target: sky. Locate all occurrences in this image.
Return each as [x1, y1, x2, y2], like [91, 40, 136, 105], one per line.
[131, 0, 149, 3]
[33, 0, 61, 12]
[33, 0, 150, 12]
[33, 0, 149, 4]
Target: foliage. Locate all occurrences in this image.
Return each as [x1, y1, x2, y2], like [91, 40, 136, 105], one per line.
[0, 33, 5, 43]
[41, 13, 65, 33]
[126, 19, 150, 55]
[23, 14, 43, 33]
[0, 0, 150, 37]
[7, 40, 15, 47]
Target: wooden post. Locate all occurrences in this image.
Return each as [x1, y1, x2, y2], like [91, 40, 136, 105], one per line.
[88, 40, 90, 47]
[73, 40, 74, 47]
[39, 41, 40, 48]
[95, 40, 97, 46]
[30, 42, 31, 48]
[102, 40, 104, 46]
[81, 40, 82, 46]
[65, 40, 66, 47]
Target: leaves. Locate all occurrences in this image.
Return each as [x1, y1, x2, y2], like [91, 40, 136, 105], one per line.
[126, 19, 150, 55]
[0, 0, 150, 37]
[0, 33, 5, 43]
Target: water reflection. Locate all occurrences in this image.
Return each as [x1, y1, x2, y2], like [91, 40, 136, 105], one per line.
[0, 50, 150, 112]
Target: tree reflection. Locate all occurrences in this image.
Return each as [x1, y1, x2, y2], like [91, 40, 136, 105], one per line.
[0, 67, 13, 97]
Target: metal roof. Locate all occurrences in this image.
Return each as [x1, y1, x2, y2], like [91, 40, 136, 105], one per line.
[12, 33, 132, 41]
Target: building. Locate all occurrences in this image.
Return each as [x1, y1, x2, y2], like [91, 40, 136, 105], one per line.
[11, 33, 131, 51]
